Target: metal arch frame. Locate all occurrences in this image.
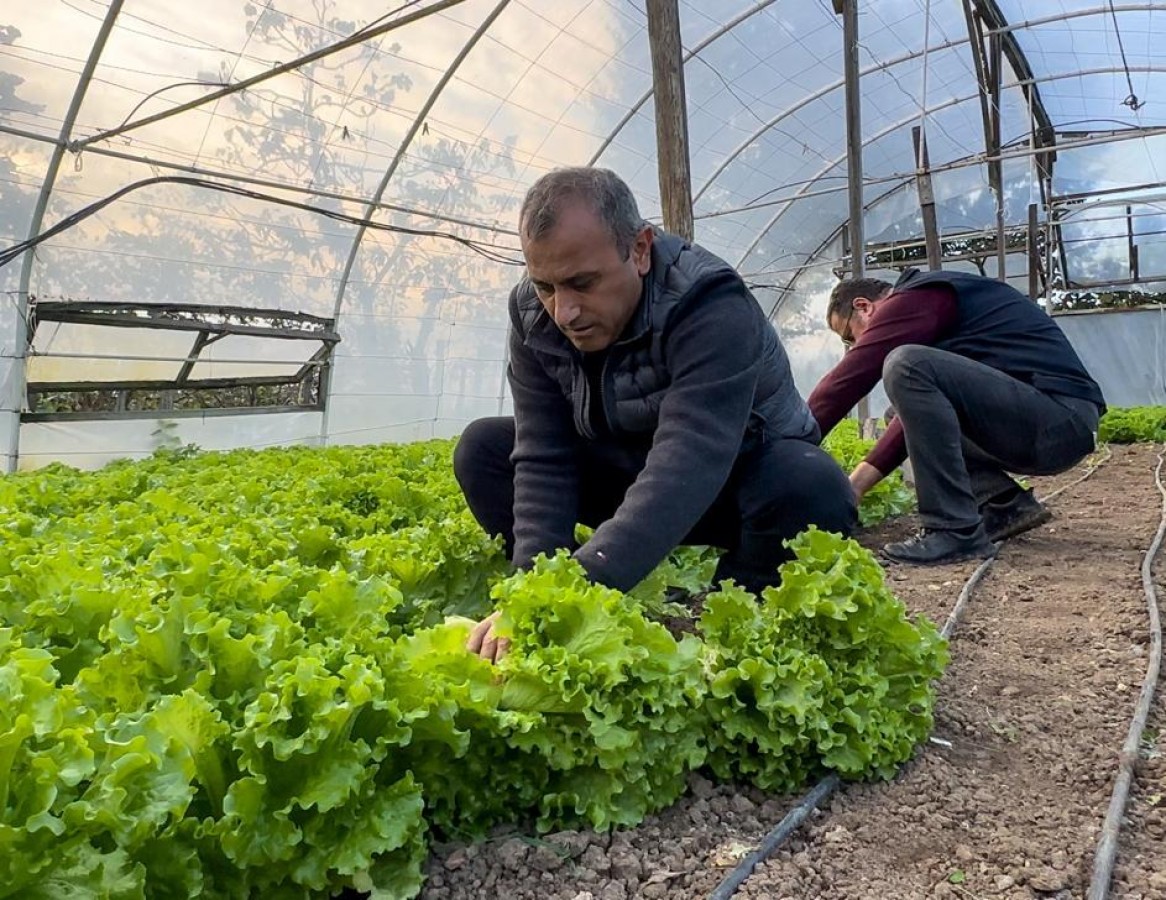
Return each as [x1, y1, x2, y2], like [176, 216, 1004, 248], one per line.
[710, 3, 1158, 305]
[757, 179, 909, 321]
[319, 0, 512, 445]
[69, 0, 469, 153]
[973, 0, 1054, 139]
[691, 3, 1151, 206]
[690, 36, 973, 207]
[984, 3, 1162, 38]
[0, 122, 520, 236]
[590, 2, 1157, 205]
[585, 0, 782, 166]
[732, 63, 1166, 284]
[7, 0, 125, 472]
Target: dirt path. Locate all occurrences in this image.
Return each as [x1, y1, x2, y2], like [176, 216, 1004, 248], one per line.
[420, 445, 1166, 900]
[740, 444, 1164, 900]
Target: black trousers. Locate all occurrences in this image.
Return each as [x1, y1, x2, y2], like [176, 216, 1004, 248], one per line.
[453, 417, 857, 594]
[882, 345, 1100, 531]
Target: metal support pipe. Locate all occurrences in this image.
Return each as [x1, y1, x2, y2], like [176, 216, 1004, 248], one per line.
[988, 30, 1007, 278]
[1027, 202, 1041, 299]
[320, 0, 510, 445]
[71, 0, 467, 152]
[8, 1, 125, 472]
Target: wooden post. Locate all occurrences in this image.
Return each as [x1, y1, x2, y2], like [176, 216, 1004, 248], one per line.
[1027, 201, 1041, 299]
[913, 125, 942, 271]
[836, 0, 865, 279]
[646, 0, 694, 242]
[988, 30, 1006, 279]
[835, 0, 870, 422]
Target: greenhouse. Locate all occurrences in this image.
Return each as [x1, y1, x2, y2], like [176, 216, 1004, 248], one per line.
[1, 1, 1165, 899]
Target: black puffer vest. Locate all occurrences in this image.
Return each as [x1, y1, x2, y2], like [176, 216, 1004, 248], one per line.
[509, 231, 818, 445]
[895, 268, 1106, 410]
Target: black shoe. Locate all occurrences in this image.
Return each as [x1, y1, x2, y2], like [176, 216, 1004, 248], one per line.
[980, 488, 1052, 543]
[882, 526, 997, 565]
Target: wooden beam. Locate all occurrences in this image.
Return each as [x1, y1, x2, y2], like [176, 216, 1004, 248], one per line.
[837, 0, 865, 278]
[646, 0, 694, 242]
[912, 125, 943, 271]
[1028, 201, 1041, 298]
[837, 0, 869, 422]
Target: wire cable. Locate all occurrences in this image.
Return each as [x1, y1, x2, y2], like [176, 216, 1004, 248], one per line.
[1108, 0, 1147, 111]
[0, 175, 525, 271]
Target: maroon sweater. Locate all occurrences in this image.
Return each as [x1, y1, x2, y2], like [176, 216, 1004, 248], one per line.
[808, 285, 959, 474]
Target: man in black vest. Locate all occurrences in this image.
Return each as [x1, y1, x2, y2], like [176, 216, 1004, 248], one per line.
[809, 267, 1105, 566]
[455, 167, 856, 661]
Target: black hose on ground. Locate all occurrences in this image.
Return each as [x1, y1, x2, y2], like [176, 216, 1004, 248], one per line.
[706, 774, 840, 900]
[1087, 446, 1166, 900]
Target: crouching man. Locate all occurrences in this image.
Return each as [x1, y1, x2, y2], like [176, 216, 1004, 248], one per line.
[809, 268, 1105, 566]
[454, 167, 856, 660]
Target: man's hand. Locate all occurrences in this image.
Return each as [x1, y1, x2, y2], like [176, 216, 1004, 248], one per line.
[466, 611, 510, 663]
[849, 461, 885, 504]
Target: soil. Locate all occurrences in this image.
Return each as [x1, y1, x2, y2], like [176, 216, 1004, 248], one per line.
[418, 444, 1166, 900]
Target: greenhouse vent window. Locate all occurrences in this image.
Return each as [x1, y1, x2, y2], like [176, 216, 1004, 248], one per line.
[24, 301, 339, 419]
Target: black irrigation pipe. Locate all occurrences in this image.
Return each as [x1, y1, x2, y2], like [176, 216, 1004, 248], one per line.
[706, 774, 841, 900]
[1088, 445, 1166, 900]
[706, 448, 1114, 900]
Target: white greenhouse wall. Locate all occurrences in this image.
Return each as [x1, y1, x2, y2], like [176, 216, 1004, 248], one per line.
[1055, 306, 1166, 409]
[19, 411, 324, 471]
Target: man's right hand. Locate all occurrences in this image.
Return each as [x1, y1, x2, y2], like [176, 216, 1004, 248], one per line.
[466, 611, 510, 664]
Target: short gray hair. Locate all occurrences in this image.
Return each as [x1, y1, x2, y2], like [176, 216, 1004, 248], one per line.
[519, 167, 646, 259]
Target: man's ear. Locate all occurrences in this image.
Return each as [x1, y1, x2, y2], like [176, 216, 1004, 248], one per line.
[631, 225, 653, 276]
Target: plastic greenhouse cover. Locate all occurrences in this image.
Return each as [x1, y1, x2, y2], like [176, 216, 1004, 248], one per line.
[1, 0, 1165, 468]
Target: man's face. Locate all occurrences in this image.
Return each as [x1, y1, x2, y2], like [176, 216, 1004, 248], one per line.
[829, 297, 877, 349]
[521, 200, 653, 352]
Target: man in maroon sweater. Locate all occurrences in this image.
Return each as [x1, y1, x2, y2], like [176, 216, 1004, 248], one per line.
[808, 267, 1105, 565]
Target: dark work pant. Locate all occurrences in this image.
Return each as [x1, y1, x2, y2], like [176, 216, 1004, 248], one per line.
[453, 417, 857, 594]
[882, 345, 1100, 531]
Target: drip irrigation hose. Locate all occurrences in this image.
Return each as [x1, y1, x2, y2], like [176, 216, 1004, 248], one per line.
[704, 449, 1113, 900]
[939, 554, 995, 642]
[706, 774, 841, 900]
[1087, 446, 1166, 900]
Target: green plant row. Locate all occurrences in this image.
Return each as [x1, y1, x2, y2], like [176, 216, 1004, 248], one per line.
[0, 441, 944, 898]
[822, 419, 917, 526]
[1098, 406, 1166, 444]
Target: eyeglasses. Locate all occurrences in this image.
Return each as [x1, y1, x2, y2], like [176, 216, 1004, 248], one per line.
[839, 307, 856, 348]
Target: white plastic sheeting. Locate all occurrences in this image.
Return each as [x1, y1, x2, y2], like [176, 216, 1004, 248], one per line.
[1, 1, 1164, 468]
[1055, 306, 1166, 408]
[18, 410, 324, 471]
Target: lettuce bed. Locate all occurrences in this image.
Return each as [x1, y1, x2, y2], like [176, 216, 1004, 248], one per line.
[0, 441, 945, 898]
